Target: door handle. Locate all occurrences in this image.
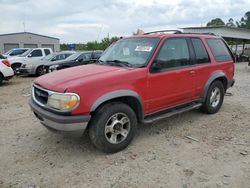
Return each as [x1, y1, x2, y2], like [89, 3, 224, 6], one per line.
[189, 70, 195, 75]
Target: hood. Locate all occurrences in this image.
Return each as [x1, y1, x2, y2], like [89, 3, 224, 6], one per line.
[34, 64, 130, 92]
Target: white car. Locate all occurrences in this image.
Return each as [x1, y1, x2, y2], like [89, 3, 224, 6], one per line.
[8, 48, 53, 74]
[0, 54, 14, 84]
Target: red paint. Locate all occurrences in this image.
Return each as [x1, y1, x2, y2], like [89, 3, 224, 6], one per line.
[34, 34, 235, 116]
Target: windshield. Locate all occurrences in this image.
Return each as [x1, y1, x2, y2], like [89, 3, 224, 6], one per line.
[65, 52, 82, 61]
[99, 37, 160, 67]
[19, 49, 32, 57]
[42, 53, 55, 60]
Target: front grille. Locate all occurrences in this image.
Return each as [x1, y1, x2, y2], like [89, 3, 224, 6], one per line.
[33, 86, 49, 105]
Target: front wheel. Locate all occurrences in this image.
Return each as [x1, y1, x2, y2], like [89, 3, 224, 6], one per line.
[11, 64, 21, 74]
[89, 102, 137, 153]
[36, 66, 44, 76]
[201, 80, 225, 114]
[0, 74, 3, 85]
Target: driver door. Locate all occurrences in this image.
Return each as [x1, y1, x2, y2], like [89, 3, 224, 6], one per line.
[146, 38, 197, 113]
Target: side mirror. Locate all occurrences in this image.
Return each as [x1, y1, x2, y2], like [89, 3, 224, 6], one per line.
[27, 54, 32, 58]
[151, 60, 162, 72]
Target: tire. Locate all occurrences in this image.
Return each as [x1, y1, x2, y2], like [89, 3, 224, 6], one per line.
[0, 73, 3, 85]
[89, 102, 137, 153]
[201, 80, 225, 114]
[36, 66, 44, 76]
[11, 64, 21, 74]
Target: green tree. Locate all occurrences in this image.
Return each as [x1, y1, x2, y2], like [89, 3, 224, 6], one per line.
[239, 11, 250, 29]
[206, 18, 225, 26]
[226, 18, 236, 27]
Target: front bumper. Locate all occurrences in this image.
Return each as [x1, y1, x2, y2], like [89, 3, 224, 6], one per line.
[29, 99, 91, 133]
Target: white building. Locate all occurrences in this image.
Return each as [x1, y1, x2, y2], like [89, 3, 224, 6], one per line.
[0, 32, 60, 54]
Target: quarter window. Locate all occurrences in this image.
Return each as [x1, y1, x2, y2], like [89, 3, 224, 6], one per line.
[155, 38, 190, 69]
[191, 38, 210, 64]
[206, 39, 233, 62]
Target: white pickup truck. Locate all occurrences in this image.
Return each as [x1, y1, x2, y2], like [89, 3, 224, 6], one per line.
[8, 48, 53, 74]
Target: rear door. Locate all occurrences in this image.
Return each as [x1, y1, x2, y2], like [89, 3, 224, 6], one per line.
[146, 38, 197, 113]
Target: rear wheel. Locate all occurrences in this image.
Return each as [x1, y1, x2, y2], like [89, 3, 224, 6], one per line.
[201, 80, 225, 114]
[89, 102, 137, 153]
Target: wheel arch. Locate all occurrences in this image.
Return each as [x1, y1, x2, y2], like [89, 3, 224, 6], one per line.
[201, 72, 228, 102]
[11, 62, 22, 67]
[90, 90, 144, 122]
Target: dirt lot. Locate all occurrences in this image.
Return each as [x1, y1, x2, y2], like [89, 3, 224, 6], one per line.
[0, 62, 250, 188]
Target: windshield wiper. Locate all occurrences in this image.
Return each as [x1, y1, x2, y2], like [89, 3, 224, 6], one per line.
[105, 60, 133, 67]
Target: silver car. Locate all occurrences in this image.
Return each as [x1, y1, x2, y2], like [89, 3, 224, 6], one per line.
[19, 51, 75, 76]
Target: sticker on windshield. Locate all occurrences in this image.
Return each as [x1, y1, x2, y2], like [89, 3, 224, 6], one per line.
[123, 47, 130, 56]
[135, 46, 153, 52]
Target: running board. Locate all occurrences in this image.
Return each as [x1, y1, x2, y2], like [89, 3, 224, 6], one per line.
[143, 103, 202, 124]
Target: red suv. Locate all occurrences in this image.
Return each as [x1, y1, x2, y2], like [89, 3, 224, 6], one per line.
[29, 31, 235, 153]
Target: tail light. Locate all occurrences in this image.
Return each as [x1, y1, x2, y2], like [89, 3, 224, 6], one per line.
[2, 59, 10, 67]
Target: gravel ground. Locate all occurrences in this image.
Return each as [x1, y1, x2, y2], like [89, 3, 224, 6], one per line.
[0, 62, 250, 188]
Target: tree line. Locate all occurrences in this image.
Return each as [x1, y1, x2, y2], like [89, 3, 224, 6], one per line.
[60, 36, 120, 51]
[207, 11, 250, 28]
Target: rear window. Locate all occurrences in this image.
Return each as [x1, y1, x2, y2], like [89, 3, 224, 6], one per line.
[206, 39, 233, 62]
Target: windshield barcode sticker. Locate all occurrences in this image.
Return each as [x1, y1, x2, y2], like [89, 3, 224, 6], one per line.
[135, 46, 153, 52]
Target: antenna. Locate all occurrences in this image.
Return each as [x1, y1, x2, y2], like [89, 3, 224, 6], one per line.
[96, 24, 103, 42]
[23, 22, 25, 32]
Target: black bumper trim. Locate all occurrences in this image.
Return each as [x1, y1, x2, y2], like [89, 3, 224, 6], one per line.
[29, 99, 91, 124]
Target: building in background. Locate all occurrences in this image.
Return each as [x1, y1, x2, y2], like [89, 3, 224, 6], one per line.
[0, 32, 60, 54]
[182, 26, 250, 55]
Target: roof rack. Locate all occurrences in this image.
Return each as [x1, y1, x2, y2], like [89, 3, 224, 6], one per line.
[182, 32, 216, 36]
[144, 30, 183, 35]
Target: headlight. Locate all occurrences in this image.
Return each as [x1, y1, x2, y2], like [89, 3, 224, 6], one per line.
[47, 93, 80, 111]
[49, 65, 59, 70]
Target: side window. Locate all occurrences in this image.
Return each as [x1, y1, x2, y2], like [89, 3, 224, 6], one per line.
[206, 39, 233, 62]
[78, 53, 91, 61]
[191, 38, 210, 64]
[155, 38, 190, 69]
[30, 50, 43, 57]
[44, 49, 51, 55]
[93, 52, 102, 59]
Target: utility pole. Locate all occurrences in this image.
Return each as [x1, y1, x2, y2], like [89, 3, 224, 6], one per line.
[23, 22, 26, 32]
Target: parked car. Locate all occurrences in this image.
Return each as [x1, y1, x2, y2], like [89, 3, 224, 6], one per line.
[44, 51, 102, 73]
[0, 54, 14, 84]
[19, 51, 75, 76]
[29, 32, 235, 153]
[3, 48, 30, 58]
[8, 48, 53, 74]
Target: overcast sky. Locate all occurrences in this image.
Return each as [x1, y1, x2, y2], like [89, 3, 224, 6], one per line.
[0, 0, 249, 43]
